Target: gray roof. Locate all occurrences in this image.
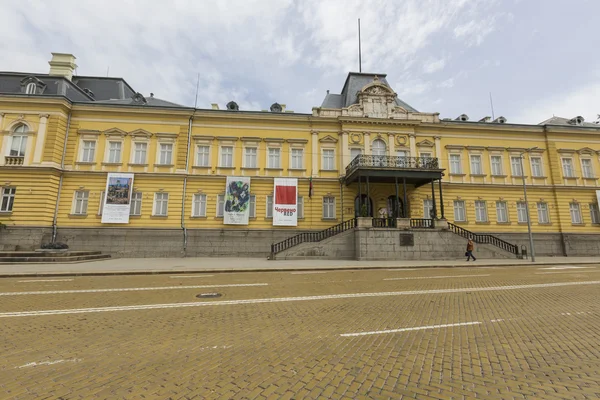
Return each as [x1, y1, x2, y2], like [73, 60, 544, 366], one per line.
[71, 76, 135, 101]
[538, 116, 600, 128]
[320, 72, 418, 112]
[96, 96, 184, 107]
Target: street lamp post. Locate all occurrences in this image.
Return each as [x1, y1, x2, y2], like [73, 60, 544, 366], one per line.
[520, 148, 538, 262]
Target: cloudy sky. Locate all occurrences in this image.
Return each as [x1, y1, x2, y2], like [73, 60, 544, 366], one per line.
[1, 0, 598, 124]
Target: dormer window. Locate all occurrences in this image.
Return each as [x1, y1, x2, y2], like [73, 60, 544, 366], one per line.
[25, 83, 37, 94]
[570, 116, 585, 126]
[20, 76, 46, 95]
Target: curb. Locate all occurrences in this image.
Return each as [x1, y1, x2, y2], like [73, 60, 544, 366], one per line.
[0, 260, 597, 278]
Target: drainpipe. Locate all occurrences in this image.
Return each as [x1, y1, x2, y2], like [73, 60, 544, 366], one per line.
[339, 177, 344, 221]
[52, 111, 72, 243]
[181, 112, 194, 254]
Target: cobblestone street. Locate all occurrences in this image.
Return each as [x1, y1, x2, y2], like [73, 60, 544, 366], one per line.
[1, 265, 599, 399]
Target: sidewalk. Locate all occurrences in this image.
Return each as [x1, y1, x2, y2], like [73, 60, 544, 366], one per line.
[0, 256, 598, 277]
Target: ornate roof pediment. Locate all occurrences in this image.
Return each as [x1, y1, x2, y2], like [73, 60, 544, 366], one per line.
[104, 127, 128, 137]
[129, 129, 153, 138]
[319, 135, 338, 143]
[577, 147, 596, 155]
[417, 139, 435, 147]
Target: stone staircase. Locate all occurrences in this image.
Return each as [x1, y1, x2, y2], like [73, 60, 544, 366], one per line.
[0, 251, 111, 264]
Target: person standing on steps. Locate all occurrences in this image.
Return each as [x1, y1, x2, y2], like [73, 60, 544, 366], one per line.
[466, 238, 476, 261]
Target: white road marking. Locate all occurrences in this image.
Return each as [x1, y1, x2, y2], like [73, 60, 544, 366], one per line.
[290, 271, 327, 274]
[1, 280, 598, 318]
[17, 279, 74, 283]
[169, 275, 214, 278]
[535, 270, 599, 275]
[384, 274, 490, 281]
[16, 358, 81, 369]
[0, 283, 267, 296]
[539, 266, 595, 270]
[340, 322, 482, 337]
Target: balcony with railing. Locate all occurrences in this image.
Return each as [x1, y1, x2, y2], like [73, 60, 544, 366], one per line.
[344, 155, 443, 186]
[4, 156, 24, 166]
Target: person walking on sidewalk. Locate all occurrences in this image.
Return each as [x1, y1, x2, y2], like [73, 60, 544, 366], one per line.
[466, 238, 476, 261]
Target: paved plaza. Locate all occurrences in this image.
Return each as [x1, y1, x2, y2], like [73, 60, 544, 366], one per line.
[0, 264, 599, 399]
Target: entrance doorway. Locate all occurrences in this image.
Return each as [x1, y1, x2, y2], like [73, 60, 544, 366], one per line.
[354, 195, 373, 217]
[387, 195, 405, 218]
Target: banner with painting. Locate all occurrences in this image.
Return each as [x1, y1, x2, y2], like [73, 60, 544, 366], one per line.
[101, 173, 134, 224]
[273, 178, 298, 226]
[224, 176, 251, 225]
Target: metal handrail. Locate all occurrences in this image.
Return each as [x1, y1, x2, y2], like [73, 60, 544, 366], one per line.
[346, 155, 440, 176]
[270, 218, 357, 258]
[447, 222, 519, 255]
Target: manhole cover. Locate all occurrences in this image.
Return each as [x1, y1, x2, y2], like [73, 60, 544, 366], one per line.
[196, 293, 222, 299]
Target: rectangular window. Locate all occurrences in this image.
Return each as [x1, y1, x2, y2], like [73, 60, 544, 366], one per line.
[323, 196, 335, 219]
[562, 158, 574, 178]
[0, 187, 16, 212]
[249, 195, 256, 218]
[266, 195, 273, 218]
[133, 142, 147, 164]
[491, 156, 503, 176]
[268, 148, 281, 169]
[153, 193, 169, 216]
[537, 202, 549, 224]
[82, 140, 96, 162]
[350, 148, 362, 160]
[510, 156, 523, 176]
[107, 141, 122, 163]
[220, 146, 233, 168]
[297, 196, 304, 219]
[423, 199, 433, 219]
[322, 149, 335, 170]
[453, 200, 466, 222]
[470, 155, 483, 175]
[10, 135, 27, 157]
[244, 147, 257, 168]
[449, 154, 462, 174]
[158, 143, 173, 165]
[192, 194, 207, 217]
[291, 148, 304, 169]
[581, 159, 594, 178]
[516, 201, 528, 223]
[196, 145, 210, 167]
[419, 152, 432, 168]
[530, 157, 543, 177]
[474, 200, 488, 222]
[569, 202, 582, 224]
[496, 201, 508, 223]
[590, 203, 600, 224]
[216, 194, 225, 217]
[73, 190, 89, 215]
[130, 192, 142, 216]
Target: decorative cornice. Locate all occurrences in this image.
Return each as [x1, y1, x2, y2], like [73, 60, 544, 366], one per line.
[417, 139, 435, 147]
[486, 146, 505, 151]
[319, 135, 338, 143]
[466, 145, 486, 151]
[286, 139, 309, 144]
[264, 138, 285, 143]
[577, 147, 595, 155]
[129, 129, 153, 138]
[445, 145, 465, 150]
[240, 136, 262, 142]
[216, 136, 239, 141]
[557, 148, 576, 154]
[103, 127, 128, 137]
[192, 135, 214, 141]
[77, 129, 101, 136]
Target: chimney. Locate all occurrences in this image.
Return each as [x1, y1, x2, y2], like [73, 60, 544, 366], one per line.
[211, 103, 220, 110]
[48, 53, 77, 81]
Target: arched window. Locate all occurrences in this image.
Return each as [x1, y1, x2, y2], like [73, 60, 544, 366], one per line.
[372, 139, 387, 156]
[9, 124, 28, 157]
[25, 82, 37, 94]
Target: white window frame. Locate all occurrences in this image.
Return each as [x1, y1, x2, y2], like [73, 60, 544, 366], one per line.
[267, 148, 281, 169]
[157, 143, 173, 165]
[216, 194, 225, 217]
[510, 156, 523, 177]
[0, 187, 16, 212]
[581, 158, 594, 178]
[449, 154, 462, 174]
[322, 149, 335, 170]
[530, 156, 543, 177]
[569, 202, 582, 224]
[106, 141, 122, 164]
[244, 147, 258, 168]
[81, 140, 96, 163]
[516, 201, 528, 223]
[474, 200, 487, 222]
[196, 145, 211, 167]
[453, 200, 466, 222]
[192, 193, 207, 217]
[153, 192, 169, 216]
[132, 142, 148, 165]
[130, 192, 142, 216]
[297, 196, 304, 219]
[25, 82, 37, 94]
[496, 201, 508, 223]
[371, 139, 387, 156]
[220, 146, 234, 168]
[423, 199, 434, 219]
[72, 190, 89, 215]
[9, 134, 27, 157]
[350, 148, 363, 161]
[266, 195, 273, 218]
[537, 202, 549, 224]
[490, 155, 503, 176]
[322, 196, 336, 219]
[561, 158, 575, 178]
[291, 148, 304, 169]
[590, 203, 600, 224]
[249, 195, 256, 218]
[470, 155, 483, 175]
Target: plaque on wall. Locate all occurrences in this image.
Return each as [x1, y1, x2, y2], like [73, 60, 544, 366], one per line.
[399, 233, 415, 246]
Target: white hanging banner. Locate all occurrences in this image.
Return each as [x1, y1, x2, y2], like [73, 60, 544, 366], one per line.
[273, 178, 298, 226]
[101, 173, 134, 224]
[224, 176, 251, 225]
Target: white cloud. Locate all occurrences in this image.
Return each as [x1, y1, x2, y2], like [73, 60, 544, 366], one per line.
[453, 17, 497, 46]
[439, 78, 455, 88]
[424, 58, 446, 74]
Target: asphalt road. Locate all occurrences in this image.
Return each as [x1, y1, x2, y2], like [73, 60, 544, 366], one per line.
[1, 265, 599, 399]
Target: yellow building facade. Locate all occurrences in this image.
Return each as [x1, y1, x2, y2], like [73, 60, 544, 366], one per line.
[1, 53, 599, 257]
